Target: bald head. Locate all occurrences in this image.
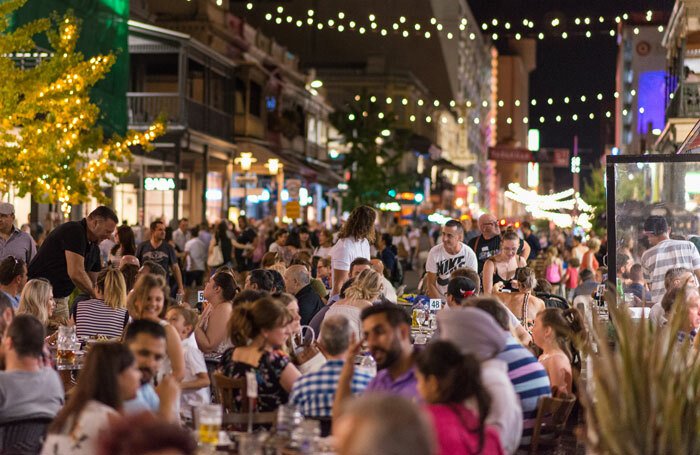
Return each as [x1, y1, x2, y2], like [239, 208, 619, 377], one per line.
[478, 214, 499, 239]
[370, 258, 384, 275]
[120, 255, 140, 268]
[284, 264, 310, 295]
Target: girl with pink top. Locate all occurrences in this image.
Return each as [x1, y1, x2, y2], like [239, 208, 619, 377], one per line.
[416, 341, 504, 455]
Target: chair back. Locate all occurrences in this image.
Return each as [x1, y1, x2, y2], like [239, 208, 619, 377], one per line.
[212, 372, 249, 413]
[529, 393, 577, 455]
[0, 417, 53, 455]
[537, 292, 570, 310]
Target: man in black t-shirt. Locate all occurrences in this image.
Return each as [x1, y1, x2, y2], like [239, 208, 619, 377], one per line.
[468, 214, 530, 274]
[136, 220, 184, 296]
[28, 206, 118, 319]
[467, 214, 502, 274]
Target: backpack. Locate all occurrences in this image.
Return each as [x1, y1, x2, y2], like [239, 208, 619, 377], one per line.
[390, 256, 404, 285]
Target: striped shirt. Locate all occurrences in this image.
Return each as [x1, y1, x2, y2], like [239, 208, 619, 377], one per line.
[496, 333, 551, 451]
[641, 239, 700, 303]
[74, 298, 128, 339]
[289, 360, 372, 418]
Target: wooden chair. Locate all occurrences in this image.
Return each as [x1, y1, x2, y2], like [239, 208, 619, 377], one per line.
[529, 393, 577, 455]
[212, 372, 249, 413]
[211, 372, 277, 430]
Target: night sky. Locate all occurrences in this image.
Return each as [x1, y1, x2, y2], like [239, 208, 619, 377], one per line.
[469, 0, 675, 189]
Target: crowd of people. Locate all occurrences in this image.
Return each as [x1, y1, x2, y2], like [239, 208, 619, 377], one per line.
[1, 200, 699, 455]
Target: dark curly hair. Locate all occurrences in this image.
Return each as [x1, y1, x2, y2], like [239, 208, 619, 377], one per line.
[338, 205, 377, 242]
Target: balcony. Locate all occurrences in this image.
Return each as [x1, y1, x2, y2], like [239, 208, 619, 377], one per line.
[666, 82, 700, 119]
[127, 92, 233, 141]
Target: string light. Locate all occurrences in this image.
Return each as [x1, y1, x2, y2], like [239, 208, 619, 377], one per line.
[249, 8, 661, 42]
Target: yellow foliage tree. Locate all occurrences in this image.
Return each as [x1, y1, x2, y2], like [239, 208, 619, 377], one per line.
[0, 0, 164, 214]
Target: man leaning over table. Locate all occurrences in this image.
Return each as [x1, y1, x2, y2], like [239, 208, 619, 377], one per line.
[28, 206, 117, 319]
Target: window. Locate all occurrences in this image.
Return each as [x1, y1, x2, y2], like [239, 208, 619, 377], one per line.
[250, 81, 262, 117]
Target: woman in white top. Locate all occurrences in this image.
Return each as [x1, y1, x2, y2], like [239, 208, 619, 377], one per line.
[313, 229, 335, 259]
[130, 274, 185, 381]
[330, 206, 376, 296]
[40, 343, 142, 455]
[194, 271, 240, 354]
[326, 269, 383, 340]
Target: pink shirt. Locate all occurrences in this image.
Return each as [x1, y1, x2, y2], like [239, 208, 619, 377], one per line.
[424, 404, 504, 455]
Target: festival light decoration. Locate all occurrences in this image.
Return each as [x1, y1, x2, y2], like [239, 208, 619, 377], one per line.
[242, 3, 663, 43]
[504, 183, 594, 229]
[0, 7, 165, 215]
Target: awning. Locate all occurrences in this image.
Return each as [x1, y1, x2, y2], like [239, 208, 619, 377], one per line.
[235, 139, 343, 186]
[433, 157, 466, 172]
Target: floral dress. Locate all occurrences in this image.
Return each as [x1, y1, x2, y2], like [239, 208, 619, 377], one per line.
[219, 347, 290, 413]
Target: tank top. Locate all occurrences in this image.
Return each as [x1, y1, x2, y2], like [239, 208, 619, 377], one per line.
[546, 263, 562, 284]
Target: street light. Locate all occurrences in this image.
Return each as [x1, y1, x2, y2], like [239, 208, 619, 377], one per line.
[235, 152, 256, 171]
[265, 158, 281, 174]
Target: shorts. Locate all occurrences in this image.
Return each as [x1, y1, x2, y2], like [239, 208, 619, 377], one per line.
[185, 270, 204, 287]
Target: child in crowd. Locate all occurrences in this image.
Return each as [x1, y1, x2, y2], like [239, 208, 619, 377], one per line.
[531, 308, 585, 397]
[563, 257, 580, 302]
[165, 305, 211, 411]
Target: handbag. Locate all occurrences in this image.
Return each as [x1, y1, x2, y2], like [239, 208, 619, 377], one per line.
[207, 241, 224, 267]
[290, 326, 325, 374]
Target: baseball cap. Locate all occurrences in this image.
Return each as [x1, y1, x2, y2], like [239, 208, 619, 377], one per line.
[643, 215, 668, 235]
[0, 203, 14, 215]
[447, 277, 477, 300]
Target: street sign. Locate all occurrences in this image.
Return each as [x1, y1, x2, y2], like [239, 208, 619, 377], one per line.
[286, 179, 302, 199]
[235, 176, 257, 185]
[488, 146, 532, 163]
[230, 187, 264, 198]
[286, 200, 300, 218]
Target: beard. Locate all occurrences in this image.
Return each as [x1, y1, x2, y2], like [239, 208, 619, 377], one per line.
[139, 367, 153, 385]
[371, 336, 402, 370]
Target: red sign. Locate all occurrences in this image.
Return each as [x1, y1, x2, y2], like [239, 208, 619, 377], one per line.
[553, 149, 570, 167]
[455, 185, 468, 200]
[488, 147, 532, 163]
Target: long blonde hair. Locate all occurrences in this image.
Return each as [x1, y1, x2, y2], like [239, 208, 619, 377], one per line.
[96, 268, 127, 310]
[345, 269, 384, 301]
[18, 278, 53, 325]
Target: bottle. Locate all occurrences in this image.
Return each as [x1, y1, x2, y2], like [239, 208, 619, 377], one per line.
[263, 404, 303, 454]
[291, 419, 321, 454]
[616, 278, 624, 304]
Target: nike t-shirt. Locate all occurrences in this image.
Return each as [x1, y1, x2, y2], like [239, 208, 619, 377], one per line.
[426, 243, 478, 298]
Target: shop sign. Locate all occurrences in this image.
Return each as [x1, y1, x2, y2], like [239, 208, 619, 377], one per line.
[205, 189, 222, 201]
[378, 202, 401, 212]
[144, 177, 175, 191]
[487, 147, 532, 163]
[286, 200, 300, 218]
[286, 179, 302, 199]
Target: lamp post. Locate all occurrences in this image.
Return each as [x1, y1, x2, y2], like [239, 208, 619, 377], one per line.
[265, 158, 284, 221]
[234, 152, 257, 213]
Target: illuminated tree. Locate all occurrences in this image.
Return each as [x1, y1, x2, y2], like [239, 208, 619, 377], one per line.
[0, 0, 164, 214]
[330, 94, 412, 208]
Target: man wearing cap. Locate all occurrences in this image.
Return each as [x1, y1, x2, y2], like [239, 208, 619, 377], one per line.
[641, 215, 700, 304]
[0, 203, 36, 265]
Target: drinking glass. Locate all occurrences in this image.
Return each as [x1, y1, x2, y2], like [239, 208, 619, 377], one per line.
[196, 404, 223, 446]
[416, 310, 426, 329]
[57, 325, 77, 364]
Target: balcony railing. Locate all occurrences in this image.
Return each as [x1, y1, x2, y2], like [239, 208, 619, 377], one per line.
[127, 92, 233, 141]
[666, 82, 700, 119]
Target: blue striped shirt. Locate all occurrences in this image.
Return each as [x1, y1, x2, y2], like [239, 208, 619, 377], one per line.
[497, 333, 551, 450]
[289, 360, 372, 418]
